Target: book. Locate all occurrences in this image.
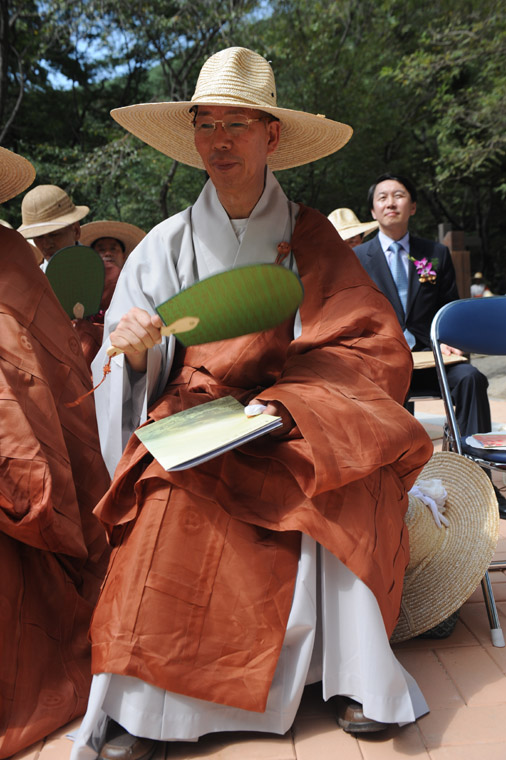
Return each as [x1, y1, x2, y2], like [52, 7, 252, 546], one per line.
[135, 395, 282, 471]
[466, 432, 506, 450]
[412, 351, 468, 370]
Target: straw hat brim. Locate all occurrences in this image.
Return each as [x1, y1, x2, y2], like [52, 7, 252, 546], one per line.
[0, 147, 35, 204]
[111, 101, 353, 171]
[18, 205, 89, 238]
[391, 451, 499, 643]
[335, 221, 379, 241]
[80, 221, 146, 256]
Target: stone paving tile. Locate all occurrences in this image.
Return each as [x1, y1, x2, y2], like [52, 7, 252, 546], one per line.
[393, 618, 479, 651]
[357, 723, 430, 759]
[459, 602, 506, 648]
[416, 704, 506, 748]
[435, 646, 506, 705]
[292, 715, 362, 760]
[428, 744, 506, 760]
[394, 649, 464, 709]
[467, 571, 506, 603]
[162, 732, 296, 759]
[485, 642, 506, 675]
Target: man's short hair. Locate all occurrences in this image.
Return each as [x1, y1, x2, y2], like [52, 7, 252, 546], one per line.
[367, 173, 417, 210]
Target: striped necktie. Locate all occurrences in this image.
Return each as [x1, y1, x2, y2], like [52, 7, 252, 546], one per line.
[388, 241, 416, 349]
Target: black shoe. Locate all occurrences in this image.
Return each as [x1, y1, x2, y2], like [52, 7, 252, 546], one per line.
[493, 484, 506, 519]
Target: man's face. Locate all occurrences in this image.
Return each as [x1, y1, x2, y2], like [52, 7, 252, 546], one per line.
[371, 180, 416, 238]
[93, 237, 127, 268]
[35, 221, 80, 261]
[347, 233, 363, 248]
[193, 106, 280, 209]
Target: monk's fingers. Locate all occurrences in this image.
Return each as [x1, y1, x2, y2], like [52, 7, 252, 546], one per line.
[110, 308, 163, 354]
[248, 398, 295, 437]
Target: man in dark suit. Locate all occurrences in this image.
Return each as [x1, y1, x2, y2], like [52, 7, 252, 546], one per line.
[354, 172, 505, 514]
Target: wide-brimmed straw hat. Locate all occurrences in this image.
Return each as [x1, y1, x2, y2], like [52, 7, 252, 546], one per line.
[391, 451, 499, 643]
[0, 146, 35, 204]
[80, 220, 146, 256]
[327, 207, 379, 240]
[110, 46, 353, 171]
[18, 184, 89, 238]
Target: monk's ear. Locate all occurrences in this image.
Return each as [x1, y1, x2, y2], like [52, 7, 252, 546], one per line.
[266, 120, 281, 155]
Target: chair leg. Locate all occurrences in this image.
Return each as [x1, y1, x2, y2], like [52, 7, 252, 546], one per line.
[481, 571, 505, 647]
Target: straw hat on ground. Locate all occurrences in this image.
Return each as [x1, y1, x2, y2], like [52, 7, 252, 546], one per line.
[80, 220, 146, 256]
[391, 451, 499, 643]
[327, 208, 379, 241]
[18, 184, 89, 239]
[0, 146, 35, 204]
[111, 46, 353, 171]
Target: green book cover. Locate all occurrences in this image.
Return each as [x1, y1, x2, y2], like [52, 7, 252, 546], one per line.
[135, 395, 282, 471]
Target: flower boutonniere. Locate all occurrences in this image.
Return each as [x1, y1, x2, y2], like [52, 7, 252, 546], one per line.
[408, 256, 438, 284]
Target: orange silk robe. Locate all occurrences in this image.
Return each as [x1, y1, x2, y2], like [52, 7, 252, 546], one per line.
[0, 227, 110, 758]
[90, 207, 433, 713]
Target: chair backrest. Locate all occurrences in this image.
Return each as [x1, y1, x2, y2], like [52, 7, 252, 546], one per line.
[431, 296, 506, 356]
[430, 296, 506, 454]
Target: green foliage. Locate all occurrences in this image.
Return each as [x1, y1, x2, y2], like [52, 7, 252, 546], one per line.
[1, 0, 505, 287]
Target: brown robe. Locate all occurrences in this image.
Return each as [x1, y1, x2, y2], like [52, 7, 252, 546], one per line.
[90, 206, 434, 713]
[0, 227, 111, 758]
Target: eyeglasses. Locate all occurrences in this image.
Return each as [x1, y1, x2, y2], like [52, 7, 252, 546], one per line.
[192, 115, 263, 136]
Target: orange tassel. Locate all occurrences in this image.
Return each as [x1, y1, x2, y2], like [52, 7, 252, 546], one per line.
[65, 357, 112, 408]
[275, 241, 291, 265]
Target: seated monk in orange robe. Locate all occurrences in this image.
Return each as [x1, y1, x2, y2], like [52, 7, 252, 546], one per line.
[72, 47, 435, 759]
[0, 201, 111, 754]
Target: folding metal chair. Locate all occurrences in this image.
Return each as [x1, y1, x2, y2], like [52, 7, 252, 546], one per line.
[431, 296, 506, 647]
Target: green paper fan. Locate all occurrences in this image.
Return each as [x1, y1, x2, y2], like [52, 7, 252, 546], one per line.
[45, 245, 105, 319]
[155, 263, 304, 346]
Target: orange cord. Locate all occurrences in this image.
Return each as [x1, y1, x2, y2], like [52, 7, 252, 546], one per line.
[65, 357, 112, 408]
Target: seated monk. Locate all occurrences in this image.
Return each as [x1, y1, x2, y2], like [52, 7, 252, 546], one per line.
[71, 48, 434, 760]
[0, 147, 111, 758]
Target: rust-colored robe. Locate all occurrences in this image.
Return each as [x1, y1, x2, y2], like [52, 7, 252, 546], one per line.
[0, 227, 111, 758]
[90, 207, 433, 713]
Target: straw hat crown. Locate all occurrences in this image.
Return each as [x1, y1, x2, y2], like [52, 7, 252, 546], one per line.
[0, 146, 35, 204]
[80, 220, 146, 256]
[191, 46, 277, 109]
[111, 46, 353, 171]
[391, 451, 499, 643]
[18, 185, 89, 238]
[327, 207, 379, 241]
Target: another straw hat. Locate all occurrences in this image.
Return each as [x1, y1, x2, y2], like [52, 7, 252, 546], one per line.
[18, 184, 89, 238]
[327, 208, 379, 240]
[111, 46, 353, 171]
[391, 451, 499, 643]
[80, 220, 146, 256]
[0, 146, 35, 204]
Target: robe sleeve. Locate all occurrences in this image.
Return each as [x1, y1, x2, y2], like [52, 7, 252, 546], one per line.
[254, 206, 432, 495]
[91, 210, 197, 476]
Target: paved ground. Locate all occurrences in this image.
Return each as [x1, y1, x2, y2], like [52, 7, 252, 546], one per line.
[472, 354, 506, 401]
[9, 355, 506, 760]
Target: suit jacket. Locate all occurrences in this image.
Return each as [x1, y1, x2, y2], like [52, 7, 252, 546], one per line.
[354, 233, 459, 349]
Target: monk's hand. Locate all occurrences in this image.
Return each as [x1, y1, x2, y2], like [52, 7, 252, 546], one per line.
[247, 398, 295, 438]
[109, 307, 164, 372]
[441, 343, 464, 357]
